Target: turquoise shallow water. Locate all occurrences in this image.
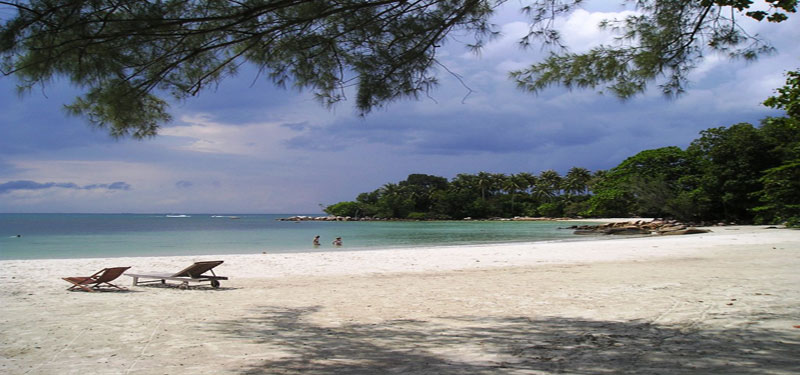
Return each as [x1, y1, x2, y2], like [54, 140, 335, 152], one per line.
[0, 214, 597, 260]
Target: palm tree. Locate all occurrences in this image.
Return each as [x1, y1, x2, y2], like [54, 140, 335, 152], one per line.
[476, 171, 494, 201]
[515, 172, 537, 195]
[537, 170, 563, 201]
[451, 173, 478, 194]
[380, 182, 400, 197]
[502, 174, 525, 214]
[563, 167, 592, 197]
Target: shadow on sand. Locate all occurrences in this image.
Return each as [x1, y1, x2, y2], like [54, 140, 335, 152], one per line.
[213, 306, 800, 374]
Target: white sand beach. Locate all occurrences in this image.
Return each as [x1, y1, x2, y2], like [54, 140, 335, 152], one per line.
[1, 225, 799, 374]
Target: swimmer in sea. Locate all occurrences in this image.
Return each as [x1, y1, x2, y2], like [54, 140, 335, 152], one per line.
[313, 235, 320, 247]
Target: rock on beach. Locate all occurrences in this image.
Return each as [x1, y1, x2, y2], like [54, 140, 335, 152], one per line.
[570, 220, 713, 236]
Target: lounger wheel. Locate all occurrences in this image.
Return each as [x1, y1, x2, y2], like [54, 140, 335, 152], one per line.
[210, 279, 220, 288]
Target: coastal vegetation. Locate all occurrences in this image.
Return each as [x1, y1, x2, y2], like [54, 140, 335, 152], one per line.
[326, 70, 800, 226]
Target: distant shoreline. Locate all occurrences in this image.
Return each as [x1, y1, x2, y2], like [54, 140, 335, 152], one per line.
[275, 215, 636, 222]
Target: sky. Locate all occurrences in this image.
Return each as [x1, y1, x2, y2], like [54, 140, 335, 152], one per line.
[1, 2, 799, 214]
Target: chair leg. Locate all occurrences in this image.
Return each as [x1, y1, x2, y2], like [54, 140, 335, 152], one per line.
[102, 282, 128, 291]
[85, 285, 98, 292]
[64, 278, 96, 292]
[75, 284, 96, 292]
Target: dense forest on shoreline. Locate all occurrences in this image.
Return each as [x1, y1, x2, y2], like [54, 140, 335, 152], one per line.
[325, 71, 800, 226]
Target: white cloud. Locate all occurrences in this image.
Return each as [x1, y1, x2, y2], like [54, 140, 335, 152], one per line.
[495, 58, 530, 74]
[469, 21, 532, 60]
[691, 54, 726, 81]
[457, 8, 640, 63]
[560, 9, 641, 52]
[159, 114, 309, 157]
[449, 7, 642, 94]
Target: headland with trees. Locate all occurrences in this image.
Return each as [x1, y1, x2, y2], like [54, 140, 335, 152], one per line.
[323, 71, 800, 227]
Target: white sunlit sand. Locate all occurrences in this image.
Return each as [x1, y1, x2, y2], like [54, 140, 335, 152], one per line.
[1, 225, 799, 374]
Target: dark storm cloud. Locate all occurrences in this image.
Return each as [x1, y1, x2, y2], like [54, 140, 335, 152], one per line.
[177, 67, 298, 124]
[283, 98, 626, 156]
[0, 180, 131, 194]
[283, 115, 416, 151]
[280, 121, 311, 131]
[89, 181, 131, 190]
[0, 84, 119, 156]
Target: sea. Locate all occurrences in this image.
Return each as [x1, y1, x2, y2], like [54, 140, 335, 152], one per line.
[0, 213, 601, 260]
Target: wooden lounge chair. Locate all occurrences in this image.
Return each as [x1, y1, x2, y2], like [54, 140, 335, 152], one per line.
[125, 260, 228, 289]
[63, 267, 131, 292]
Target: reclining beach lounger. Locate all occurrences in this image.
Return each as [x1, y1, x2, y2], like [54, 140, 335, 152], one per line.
[125, 260, 228, 289]
[63, 266, 131, 292]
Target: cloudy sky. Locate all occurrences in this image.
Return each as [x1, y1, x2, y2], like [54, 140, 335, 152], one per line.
[1, 2, 798, 214]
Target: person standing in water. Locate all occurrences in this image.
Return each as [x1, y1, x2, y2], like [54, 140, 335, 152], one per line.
[332, 237, 342, 246]
[313, 235, 321, 247]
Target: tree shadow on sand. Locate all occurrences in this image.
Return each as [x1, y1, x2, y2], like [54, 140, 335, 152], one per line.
[214, 306, 800, 374]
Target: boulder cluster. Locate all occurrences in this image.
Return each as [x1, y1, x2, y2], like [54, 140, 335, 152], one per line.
[569, 220, 712, 236]
[277, 215, 375, 222]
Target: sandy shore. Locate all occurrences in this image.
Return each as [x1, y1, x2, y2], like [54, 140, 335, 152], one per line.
[1, 226, 798, 374]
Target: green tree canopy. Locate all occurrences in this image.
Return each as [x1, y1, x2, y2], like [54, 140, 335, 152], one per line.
[764, 69, 800, 120]
[752, 160, 800, 225]
[686, 123, 776, 222]
[511, 0, 796, 99]
[324, 201, 362, 217]
[325, 109, 799, 223]
[2, 0, 795, 137]
[563, 167, 591, 196]
[1, 0, 496, 137]
[586, 146, 691, 218]
[753, 72, 800, 225]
